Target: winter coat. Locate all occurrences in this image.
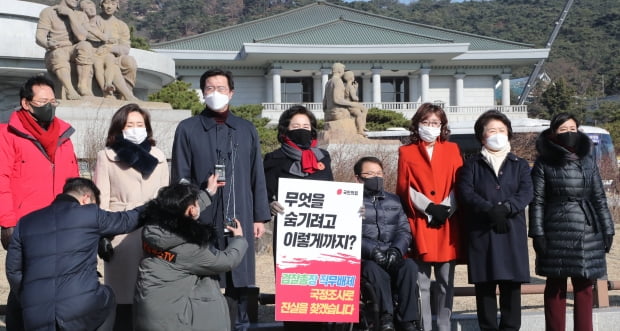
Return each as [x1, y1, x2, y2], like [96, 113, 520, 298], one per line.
[263, 147, 334, 203]
[171, 108, 271, 287]
[456, 152, 533, 283]
[5, 194, 142, 331]
[94, 146, 169, 304]
[263, 147, 334, 253]
[361, 190, 412, 259]
[396, 141, 464, 262]
[0, 111, 79, 228]
[134, 216, 248, 331]
[529, 129, 614, 279]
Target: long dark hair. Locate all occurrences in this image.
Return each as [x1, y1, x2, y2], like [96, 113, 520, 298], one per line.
[140, 183, 215, 245]
[105, 104, 155, 147]
[408, 103, 450, 143]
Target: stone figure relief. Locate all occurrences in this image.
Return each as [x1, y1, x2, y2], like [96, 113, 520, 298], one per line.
[322, 63, 368, 136]
[35, 0, 138, 101]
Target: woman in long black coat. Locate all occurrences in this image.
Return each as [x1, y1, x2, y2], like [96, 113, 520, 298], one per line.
[263, 105, 333, 331]
[529, 112, 614, 331]
[456, 110, 533, 331]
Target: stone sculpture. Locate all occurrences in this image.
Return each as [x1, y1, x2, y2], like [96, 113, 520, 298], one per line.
[322, 63, 367, 136]
[35, 0, 138, 101]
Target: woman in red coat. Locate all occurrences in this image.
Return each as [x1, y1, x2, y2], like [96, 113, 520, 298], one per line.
[396, 103, 463, 331]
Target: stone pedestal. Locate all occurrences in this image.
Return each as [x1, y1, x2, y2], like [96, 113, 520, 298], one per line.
[56, 98, 191, 160]
[320, 118, 368, 144]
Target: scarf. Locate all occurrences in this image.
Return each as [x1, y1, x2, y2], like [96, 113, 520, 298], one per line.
[16, 109, 60, 162]
[111, 136, 159, 177]
[480, 142, 511, 176]
[280, 136, 325, 176]
[205, 108, 229, 124]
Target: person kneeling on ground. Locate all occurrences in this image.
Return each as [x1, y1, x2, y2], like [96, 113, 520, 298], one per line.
[355, 157, 422, 331]
[134, 180, 247, 331]
[6, 177, 144, 330]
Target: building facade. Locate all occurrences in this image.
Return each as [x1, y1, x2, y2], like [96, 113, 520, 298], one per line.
[153, 1, 549, 122]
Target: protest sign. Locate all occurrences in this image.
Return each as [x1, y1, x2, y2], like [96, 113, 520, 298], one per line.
[275, 178, 363, 323]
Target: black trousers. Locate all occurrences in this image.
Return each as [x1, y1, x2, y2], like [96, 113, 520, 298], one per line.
[361, 258, 420, 323]
[474, 281, 522, 331]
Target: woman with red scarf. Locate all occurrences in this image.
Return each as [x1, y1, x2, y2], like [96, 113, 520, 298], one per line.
[263, 105, 333, 331]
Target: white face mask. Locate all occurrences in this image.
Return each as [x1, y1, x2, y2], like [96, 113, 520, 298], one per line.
[485, 133, 509, 151]
[418, 125, 441, 143]
[204, 91, 230, 111]
[123, 127, 147, 145]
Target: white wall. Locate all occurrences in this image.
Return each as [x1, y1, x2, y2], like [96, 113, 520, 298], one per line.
[429, 76, 452, 106]
[464, 76, 495, 105]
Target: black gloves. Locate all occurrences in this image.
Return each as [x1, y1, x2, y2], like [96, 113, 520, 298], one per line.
[98, 237, 114, 262]
[604, 235, 614, 253]
[533, 236, 546, 255]
[371, 247, 388, 268]
[425, 203, 450, 228]
[1, 226, 14, 250]
[488, 204, 510, 234]
[385, 247, 403, 272]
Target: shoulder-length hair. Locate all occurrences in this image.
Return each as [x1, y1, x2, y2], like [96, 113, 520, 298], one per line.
[408, 103, 450, 143]
[276, 105, 318, 143]
[105, 103, 156, 147]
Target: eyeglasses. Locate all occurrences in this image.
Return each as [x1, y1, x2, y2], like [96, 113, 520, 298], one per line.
[359, 171, 384, 177]
[30, 99, 59, 107]
[205, 86, 229, 93]
[420, 121, 442, 128]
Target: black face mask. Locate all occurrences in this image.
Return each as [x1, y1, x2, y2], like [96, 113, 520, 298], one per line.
[362, 176, 384, 194]
[556, 131, 579, 149]
[30, 102, 56, 122]
[286, 129, 313, 149]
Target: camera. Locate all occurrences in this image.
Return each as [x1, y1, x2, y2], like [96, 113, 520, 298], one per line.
[224, 217, 238, 237]
[215, 164, 226, 182]
[224, 217, 237, 229]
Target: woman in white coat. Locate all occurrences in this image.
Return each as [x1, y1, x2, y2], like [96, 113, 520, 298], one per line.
[94, 103, 169, 331]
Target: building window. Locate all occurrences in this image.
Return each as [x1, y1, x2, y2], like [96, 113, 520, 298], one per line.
[381, 77, 409, 102]
[281, 77, 313, 103]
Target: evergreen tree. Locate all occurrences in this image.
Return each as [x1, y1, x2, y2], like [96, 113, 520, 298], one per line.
[148, 80, 204, 114]
[540, 79, 576, 118]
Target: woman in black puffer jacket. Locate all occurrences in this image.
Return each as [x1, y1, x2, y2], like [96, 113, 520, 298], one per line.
[529, 112, 614, 331]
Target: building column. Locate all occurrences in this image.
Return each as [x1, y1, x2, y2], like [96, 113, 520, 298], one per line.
[501, 73, 511, 106]
[408, 73, 419, 103]
[321, 68, 330, 101]
[271, 68, 282, 104]
[454, 73, 466, 106]
[362, 73, 372, 102]
[420, 68, 431, 103]
[313, 72, 323, 103]
[372, 68, 382, 104]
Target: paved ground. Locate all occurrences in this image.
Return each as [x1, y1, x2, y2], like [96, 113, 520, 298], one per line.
[2, 224, 620, 330]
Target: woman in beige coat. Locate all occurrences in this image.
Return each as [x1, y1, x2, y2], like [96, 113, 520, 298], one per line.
[94, 103, 169, 331]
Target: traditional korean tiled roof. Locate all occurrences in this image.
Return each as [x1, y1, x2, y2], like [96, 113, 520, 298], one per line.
[154, 1, 534, 51]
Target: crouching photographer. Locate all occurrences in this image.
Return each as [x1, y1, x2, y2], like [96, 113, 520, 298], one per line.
[134, 181, 247, 331]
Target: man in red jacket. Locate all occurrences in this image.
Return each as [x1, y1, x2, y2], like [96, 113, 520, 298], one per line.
[0, 74, 79, 330]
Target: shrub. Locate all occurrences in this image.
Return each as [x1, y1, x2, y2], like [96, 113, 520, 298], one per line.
[230, 104, 279, 155]
[365, 108, 410, 131]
